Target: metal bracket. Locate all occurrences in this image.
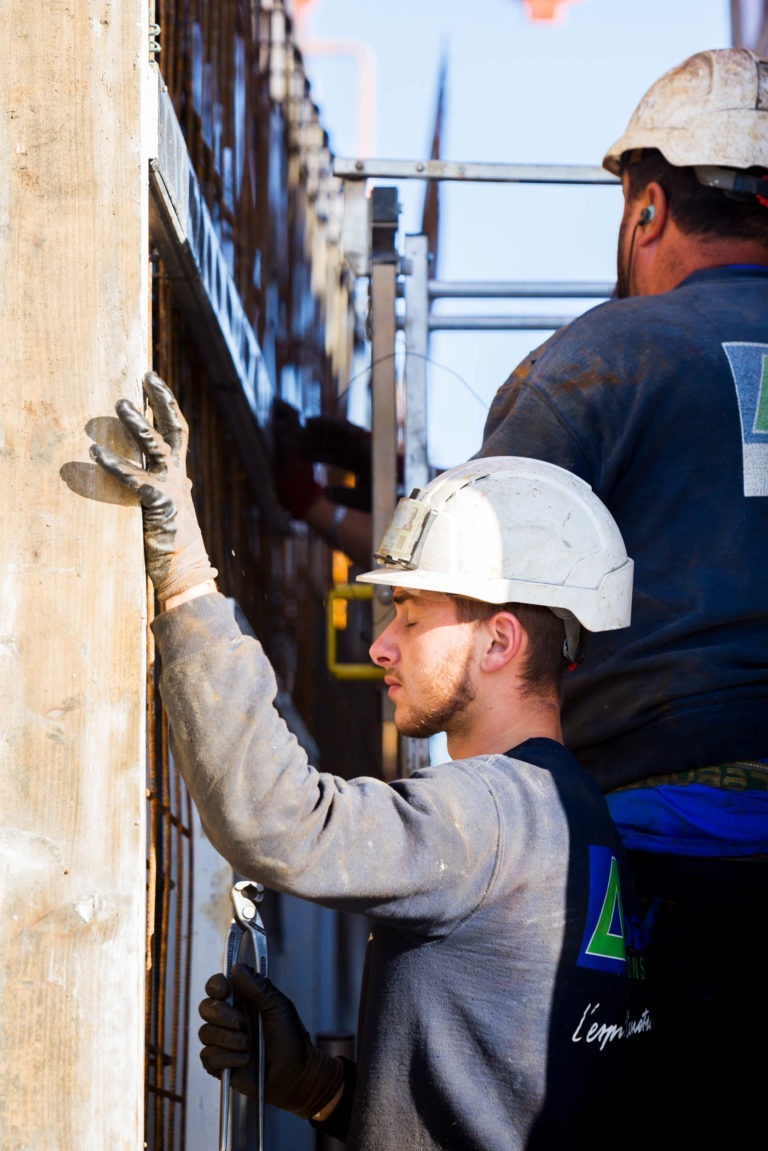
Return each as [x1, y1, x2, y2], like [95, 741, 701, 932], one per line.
[371, 186, 399, 266]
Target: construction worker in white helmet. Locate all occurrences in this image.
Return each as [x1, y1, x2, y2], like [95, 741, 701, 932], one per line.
[475, 47, 768, 1144]
[89, 373, 654, 1150]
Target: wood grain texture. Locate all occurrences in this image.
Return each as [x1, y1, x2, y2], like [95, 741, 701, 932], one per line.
[0, 2, 150, 1146]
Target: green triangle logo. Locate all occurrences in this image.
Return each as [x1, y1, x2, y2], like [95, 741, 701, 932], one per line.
[755, 355, 768, 433]
[585, 855, 627, 962]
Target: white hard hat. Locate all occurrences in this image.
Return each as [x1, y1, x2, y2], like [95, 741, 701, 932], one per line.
[357, 457, 633, 634]
[603, 48, 768, 176]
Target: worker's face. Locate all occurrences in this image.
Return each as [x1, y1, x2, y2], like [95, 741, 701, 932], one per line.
[369, 588, 479, 740]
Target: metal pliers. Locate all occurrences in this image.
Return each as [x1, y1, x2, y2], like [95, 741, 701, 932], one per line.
[219, 880, 269, 1151]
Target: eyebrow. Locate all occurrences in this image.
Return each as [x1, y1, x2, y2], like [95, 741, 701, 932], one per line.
[392, 588, 451, 607]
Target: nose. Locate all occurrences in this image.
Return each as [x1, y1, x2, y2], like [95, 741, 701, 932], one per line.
[370, 617, 397, 667]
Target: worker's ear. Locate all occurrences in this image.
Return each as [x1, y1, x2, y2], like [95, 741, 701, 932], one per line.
[635, 181, 666, 243]
[478, 610, 524, 672]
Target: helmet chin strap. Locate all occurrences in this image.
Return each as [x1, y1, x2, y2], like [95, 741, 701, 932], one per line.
[695, 165, 768, 206]
[561, 615, 585, 669]
[549, 608, 585, 669]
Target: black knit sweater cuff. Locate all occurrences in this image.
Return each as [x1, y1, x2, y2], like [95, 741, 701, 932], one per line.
[309, 1056, 357, 1142]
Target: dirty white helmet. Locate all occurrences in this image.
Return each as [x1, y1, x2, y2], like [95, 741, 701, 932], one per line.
[357, 457, 633, 635]
[603, 48, 768, 180]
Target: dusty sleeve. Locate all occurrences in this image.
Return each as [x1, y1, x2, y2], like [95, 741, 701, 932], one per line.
[151, 594, 507, 934]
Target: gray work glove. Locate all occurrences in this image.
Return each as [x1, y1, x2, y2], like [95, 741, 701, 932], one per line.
[198, 965, 344, 1120]
[90, 371, 218, 602]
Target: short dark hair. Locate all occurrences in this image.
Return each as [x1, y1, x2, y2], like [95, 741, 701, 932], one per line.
[451, 596, 571, 696]
[623, 147, 768, 241]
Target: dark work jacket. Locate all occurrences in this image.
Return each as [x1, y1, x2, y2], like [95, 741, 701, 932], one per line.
[479, 266, 768, 789]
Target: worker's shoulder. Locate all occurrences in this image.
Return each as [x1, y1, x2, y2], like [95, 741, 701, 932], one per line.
[459, 740, 579, 784]
[510, 298, 644, 368]
[528, 274, 750, 374]
[560, 265, 768, 343]
[552, 290, 681, 343]
[498, 296, 665, 390]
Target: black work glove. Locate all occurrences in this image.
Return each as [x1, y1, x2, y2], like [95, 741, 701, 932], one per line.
[300, 415, 372, 511]
[198, 965, 344, 1120]
[271, 398, 325, 519]
[89, 372, 218, 602]
[272, 398, 373, 514]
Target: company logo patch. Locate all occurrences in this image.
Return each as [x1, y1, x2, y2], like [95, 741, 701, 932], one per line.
[578, 845, 627, 974]
[723, 341, 768, 496]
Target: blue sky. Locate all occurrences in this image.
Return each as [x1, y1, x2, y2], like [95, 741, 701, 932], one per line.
[297, 0, 731, 466]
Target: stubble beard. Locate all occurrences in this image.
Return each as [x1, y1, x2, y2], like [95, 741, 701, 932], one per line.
[395, 644, 477, 741]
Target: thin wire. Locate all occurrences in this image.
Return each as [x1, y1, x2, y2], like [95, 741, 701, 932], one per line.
[333, 348, 492, 476]
[335, 349, 489, 415]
